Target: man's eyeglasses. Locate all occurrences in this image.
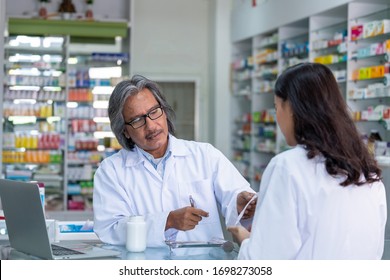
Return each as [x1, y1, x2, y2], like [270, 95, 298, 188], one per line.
[125, 106, 164, 129]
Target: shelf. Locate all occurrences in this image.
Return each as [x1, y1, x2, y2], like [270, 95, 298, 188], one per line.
[350, 32, 390, 45]
[320, 60, 347, 67]
[311, 21, 348, 34]
[8, 18, 128, 39]
[350, 52, 390, 62]
[312, 43, 346, 53]
[349, 77, 386, 83]
[4, 45, 64, 55]
[348, 96, 390, 101]
[281, 52, 308, 59]
[3, 162, 62, 165]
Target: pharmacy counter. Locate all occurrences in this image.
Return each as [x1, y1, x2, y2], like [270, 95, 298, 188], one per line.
[1, 240, 389, 260]
[0, 240, 238, 260]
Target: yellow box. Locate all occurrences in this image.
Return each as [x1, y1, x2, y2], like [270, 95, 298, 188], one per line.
[385, 39, 390, 52]
[314, 56, 325, 64]
[370, 65, 385, 78]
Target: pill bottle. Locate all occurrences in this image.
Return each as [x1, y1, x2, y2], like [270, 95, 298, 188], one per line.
[126, 215, 147, 252]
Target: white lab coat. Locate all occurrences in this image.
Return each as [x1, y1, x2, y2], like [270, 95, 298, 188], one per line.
[93, 135, 252, 247]
[238, 145, 387, 260]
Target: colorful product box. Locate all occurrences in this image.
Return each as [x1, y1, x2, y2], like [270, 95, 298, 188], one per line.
[351, 25, 363, 41]
[359, 67, 371, 80]
[384, 107, 390, 119]
[357, 47, 370, 58]
[314, 56, 324, 64]
[375, 19, 390, 36]
[385, 64, 390, 74]
[364, 21, 377, 38]
[385, 39, 390, 52]
[351, 69, 360, 80]
[370, 65, 385, 78]
[370, 42, 384, 56]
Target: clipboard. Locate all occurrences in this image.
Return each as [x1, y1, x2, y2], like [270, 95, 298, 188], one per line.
[165, 238, 235, 252]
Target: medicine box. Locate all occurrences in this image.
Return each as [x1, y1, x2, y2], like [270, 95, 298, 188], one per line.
[364, 21, 376, 38]
[351, 69, 359, 81]
[364, 87, 377, 99]
[370, 65, 385, 79]
[370, 42, 384, 56]
[385, 39, 390, 52]
[357, 47, 370, 58]
[359, 67, 371, 80]
[351, 25, 363, 41]
[376, 19, 390, 36]
[347, 88, 364, 100]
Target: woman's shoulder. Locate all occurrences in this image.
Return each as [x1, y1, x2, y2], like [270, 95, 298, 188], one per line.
[272, 145, 307, 163]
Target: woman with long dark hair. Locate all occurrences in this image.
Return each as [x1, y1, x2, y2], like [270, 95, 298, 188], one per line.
[229, 63, 387, 259]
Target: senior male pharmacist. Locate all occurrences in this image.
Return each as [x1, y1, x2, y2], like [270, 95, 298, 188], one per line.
[93, 75, 256, 246]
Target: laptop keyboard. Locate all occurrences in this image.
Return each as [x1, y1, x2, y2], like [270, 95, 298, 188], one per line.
[51, 244, 85, 256]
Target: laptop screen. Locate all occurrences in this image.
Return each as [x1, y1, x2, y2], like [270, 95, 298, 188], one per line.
[0, 179, 55, 259]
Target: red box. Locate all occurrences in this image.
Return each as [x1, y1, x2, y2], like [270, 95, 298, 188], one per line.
[351, 25, 363, 41]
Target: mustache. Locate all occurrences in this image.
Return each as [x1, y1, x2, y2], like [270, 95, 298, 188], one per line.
[145, 129, 162, 140]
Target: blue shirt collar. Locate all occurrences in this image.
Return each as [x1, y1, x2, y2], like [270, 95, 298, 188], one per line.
[136, 136, 172, 169]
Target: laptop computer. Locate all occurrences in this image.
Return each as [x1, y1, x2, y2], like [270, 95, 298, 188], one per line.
[0, 179, 121, 259]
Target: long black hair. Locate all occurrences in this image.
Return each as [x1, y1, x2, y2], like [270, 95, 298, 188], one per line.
[274, 63, 381, 186]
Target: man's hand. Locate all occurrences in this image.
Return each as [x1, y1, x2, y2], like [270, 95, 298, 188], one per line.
[237, 191, 257, 219]
[165, 206, 209, 231]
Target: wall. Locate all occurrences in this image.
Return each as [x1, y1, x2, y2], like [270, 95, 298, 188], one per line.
[213, 0, 233, 155]
[231, 0, 355, 42]
[131, 0, 214, 143]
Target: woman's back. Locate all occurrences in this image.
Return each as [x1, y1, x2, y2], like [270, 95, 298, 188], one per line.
[238, 146, 387, 259]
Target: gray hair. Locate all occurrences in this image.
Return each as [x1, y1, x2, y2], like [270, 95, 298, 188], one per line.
[108, 75, 176, 150]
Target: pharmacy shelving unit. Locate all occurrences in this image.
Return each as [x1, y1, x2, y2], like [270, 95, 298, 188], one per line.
[2, 35, 67, 210]
[347, 2, 390, 166]
[310, 6, 348, 99]
[230, 1, 390, 191]
[250, 31, 278, 190]
[66, 49, 128, 210]
[231, 38, 253, 182]
[279, 19, 309, 73]
[1, 18, 129, 212]
[278, 18, 310, 153]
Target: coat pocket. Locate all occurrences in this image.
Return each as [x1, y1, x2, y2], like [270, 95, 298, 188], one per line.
[180, 178, 220, 225]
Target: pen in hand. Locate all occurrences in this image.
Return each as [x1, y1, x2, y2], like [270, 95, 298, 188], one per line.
[189, 195, 196, 208]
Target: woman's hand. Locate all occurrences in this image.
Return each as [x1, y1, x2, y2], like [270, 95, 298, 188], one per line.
[227, 226, 250, 246]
